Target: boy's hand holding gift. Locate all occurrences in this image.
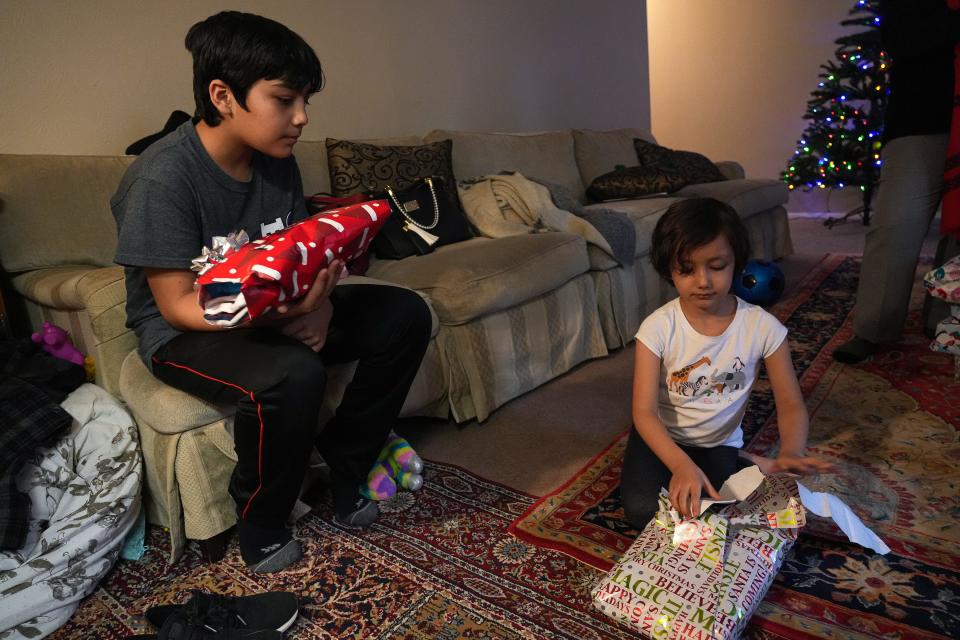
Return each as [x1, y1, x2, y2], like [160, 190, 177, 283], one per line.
[192, 200, 391, 327]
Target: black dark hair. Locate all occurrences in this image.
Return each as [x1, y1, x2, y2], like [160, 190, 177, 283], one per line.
[185, 11, 324, 126]
[650, 197, 751, 283]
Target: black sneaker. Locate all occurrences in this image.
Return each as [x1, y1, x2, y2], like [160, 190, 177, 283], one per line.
[127, 611, 283, 639]
[237, 521, 303, 573]
[832, 336, 879, 364]
[333, 480, 379, 528]
[144, 590, 299, 633]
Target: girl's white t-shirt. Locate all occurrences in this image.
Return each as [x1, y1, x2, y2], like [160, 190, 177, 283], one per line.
[635, 296, 788, 448]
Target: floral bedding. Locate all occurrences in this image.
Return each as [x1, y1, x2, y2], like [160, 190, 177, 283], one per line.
[0, 384, 141, 639]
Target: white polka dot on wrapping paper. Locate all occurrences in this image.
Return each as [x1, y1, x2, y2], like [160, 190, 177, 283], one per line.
[267, 256, 275, 262]
[278, 237, 286, 241]
[309, 242, 316, 248]
[229, 268, 237, 274]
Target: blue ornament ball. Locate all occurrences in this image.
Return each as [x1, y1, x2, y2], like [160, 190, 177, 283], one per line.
[733, 260, 784, 306]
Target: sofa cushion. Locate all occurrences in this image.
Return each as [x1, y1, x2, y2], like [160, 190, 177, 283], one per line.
[587, 165, 688, 202]
[424, 129, 585, 203]
[296, 135, 425, 196]
[326, 138, 456, 197]
[585, 197, 687, 258]
[0, 154, 134, 272]
[573, 128, 657, 188]
[365, 233, 590, 325]
[634, 139, 727, 185]
[673, 179, 789, 220]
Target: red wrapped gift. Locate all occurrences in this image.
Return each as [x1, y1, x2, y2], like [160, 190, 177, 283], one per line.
[193, 200, 391, 326]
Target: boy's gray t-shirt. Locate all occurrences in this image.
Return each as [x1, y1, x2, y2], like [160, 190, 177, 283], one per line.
[111, 121, 309, 368]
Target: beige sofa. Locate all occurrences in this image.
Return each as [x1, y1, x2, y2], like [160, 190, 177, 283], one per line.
[0, 127, 791, 561]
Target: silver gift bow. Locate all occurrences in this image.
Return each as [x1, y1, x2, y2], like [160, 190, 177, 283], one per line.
[190, 230, 251, 275]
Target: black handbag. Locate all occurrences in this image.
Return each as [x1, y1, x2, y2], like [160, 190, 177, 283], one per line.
[370, 176, 473, 260]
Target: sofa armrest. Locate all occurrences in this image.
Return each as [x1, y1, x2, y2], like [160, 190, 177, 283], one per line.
[12, 265, 135, 396]
[715, 161, 746, 181]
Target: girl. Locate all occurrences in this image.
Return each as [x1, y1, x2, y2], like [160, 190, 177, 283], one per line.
[620, 197, 833, 527]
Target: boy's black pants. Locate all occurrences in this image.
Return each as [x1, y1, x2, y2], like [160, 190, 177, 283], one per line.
[151, 284, 432, 530]
[619, 427, 739, 529]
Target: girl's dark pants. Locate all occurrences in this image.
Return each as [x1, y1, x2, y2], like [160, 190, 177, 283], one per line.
[151, 284, 432, 530]
[619, 427, 739, 529]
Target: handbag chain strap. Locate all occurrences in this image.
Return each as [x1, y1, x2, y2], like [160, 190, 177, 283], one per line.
[385, 176, 440, 230]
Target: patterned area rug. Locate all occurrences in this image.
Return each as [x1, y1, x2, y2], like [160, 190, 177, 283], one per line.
[510, 254, 960, 639]
[47, 463, 651, 639]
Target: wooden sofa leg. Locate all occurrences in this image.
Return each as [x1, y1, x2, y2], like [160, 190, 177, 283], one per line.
[199, 527, 234, 563]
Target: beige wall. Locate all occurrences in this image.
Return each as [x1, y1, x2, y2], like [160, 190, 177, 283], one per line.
[0, 0, 650, 156]
[649, 0, 857, 211]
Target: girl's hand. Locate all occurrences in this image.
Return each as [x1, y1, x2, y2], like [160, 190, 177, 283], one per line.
[739, 450, 835, 476]
[669, 458, 722, 519]
[769, 453, 836, 476]
[280, 298, 333, 352]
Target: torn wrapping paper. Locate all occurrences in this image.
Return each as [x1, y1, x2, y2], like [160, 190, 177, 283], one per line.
[592, 468, 888, 640]
[193, 200, 391, 326]
[923, 254, 960, 304]
[929, 314, 960, 356]
[923, 255, 960, 356]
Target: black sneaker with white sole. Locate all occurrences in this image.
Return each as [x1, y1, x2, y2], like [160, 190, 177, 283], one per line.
[144, 590, 299, 633]
[128, 611, 283, 639]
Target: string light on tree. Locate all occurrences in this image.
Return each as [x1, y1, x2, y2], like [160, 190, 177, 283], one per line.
[782, 0, 889, 227]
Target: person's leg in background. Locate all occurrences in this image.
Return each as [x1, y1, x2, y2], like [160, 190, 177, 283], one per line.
[152, 329, 327, 572]
[834, 133, 949, 363]
[317, 283, 432, 526]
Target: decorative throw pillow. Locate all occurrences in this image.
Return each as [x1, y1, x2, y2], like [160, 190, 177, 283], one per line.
[326, 138, 457, 197]
[587, 165, 689, 202]
[633, 138, 727, 185]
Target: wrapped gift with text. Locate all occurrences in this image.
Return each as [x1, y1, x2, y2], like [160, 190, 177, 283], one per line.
[592, 470, 888, 640]
[192, 200, 390, 326]
[923, 254, 960, 378]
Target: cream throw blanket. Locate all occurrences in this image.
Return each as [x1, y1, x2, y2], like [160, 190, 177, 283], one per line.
[457, 172, 616, 259]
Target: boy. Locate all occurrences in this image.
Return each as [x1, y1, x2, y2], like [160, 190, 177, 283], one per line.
[112, 11, 431, 573]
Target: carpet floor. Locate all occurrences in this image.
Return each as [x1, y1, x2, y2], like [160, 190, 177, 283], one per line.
[49, 462, 648, 639]
[511, 254, 960, 639]
[45, 254, 958, 639]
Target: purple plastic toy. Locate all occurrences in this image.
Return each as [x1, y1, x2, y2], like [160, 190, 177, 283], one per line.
[31, 321, 85, 366]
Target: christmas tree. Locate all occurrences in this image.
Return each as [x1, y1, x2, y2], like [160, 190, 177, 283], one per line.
[781, 0, 890, 225]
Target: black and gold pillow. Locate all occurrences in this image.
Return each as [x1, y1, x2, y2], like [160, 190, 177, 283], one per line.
[326, 138, 457, 197]
[633, 138, 727, 185]
[587, 165, 689, 202]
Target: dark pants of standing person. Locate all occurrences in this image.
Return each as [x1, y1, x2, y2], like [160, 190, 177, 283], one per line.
[150, 283, 432, 530]
[619, 427, 739, 529]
